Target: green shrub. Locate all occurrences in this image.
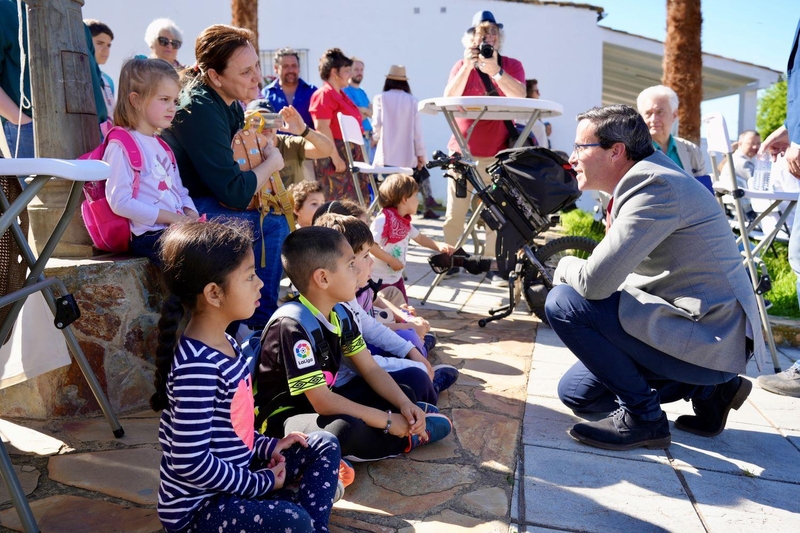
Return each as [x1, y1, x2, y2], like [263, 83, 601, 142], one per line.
[761, 241, 799, 317]
[560, 209, 605, 243]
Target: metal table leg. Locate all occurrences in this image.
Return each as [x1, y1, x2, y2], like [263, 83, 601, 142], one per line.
[421, 204, 485, 305]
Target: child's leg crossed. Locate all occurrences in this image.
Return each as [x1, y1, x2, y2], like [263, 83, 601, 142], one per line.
[183, 492, 314, 533]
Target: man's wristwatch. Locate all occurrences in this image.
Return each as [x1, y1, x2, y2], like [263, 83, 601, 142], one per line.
[492, 68, 504, 81]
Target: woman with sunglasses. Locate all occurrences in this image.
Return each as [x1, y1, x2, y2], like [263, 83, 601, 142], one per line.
[144, 18, 184, 70]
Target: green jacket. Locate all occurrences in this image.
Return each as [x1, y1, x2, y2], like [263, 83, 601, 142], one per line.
[162, 83, 258, 210]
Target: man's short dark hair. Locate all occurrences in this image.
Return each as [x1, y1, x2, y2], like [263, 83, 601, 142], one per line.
[576, 105, 655, 162]
[525, 79, 538, 98]
[274, 47, 300, 67]
[314, 213, 375, 255]
[85, 19, 114, 39]
[281, 226, 349, 293]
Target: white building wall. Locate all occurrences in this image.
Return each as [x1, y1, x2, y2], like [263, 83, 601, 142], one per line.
[82, 0, 603, 201]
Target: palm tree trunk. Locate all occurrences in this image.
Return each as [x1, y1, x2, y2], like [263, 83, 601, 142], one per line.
[663, 0, 702, 144]
[232, 0, 258, 47]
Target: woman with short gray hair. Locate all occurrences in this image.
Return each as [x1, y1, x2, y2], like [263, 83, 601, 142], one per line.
[144, 18, 184, 70]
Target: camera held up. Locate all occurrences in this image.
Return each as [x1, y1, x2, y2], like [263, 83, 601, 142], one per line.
[478, 42, 494, 59]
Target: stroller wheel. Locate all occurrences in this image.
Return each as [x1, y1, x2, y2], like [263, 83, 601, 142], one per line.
[526, 236, 598, 325]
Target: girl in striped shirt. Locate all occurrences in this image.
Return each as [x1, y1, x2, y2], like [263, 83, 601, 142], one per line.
[150, 220, 341, 533]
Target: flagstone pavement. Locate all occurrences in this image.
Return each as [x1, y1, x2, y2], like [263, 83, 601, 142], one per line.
[1, 216, 799, 532]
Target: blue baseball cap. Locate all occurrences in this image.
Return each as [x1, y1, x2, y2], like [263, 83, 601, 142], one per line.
[467, 10, 503, 33]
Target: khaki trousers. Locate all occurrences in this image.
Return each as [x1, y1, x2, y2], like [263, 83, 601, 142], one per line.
[442, 155, 496, 257]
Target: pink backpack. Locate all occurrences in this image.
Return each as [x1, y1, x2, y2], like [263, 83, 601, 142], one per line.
[79, 127, 175, 252]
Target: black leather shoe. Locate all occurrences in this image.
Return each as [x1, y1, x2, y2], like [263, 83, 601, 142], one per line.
[569, 408, 671, 450]
[674, 376, 752, 437]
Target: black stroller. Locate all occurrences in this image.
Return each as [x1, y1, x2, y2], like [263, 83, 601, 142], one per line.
[426, 147, 598, 327]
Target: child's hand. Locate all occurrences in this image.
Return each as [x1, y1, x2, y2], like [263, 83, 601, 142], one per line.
[438, 243, 456, 255]
[387, 412, 411, 438]
[406, 316, 431, 339]
[275, 432, 308, 455]
[388, 257, 404, 272]
[400, 401, 426, 437]
[400, 303, 416, 317]
[267, 462, 287, 490]
[183, 208, 200, 220]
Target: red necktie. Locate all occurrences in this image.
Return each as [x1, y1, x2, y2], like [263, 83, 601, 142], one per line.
[605, 196, 614, 232]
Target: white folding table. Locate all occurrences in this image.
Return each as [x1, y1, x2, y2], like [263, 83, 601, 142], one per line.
[416, 96, 563, 304]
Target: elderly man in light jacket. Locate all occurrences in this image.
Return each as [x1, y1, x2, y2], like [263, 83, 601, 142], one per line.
[637, 85, 706, 177]
[546, 105, 765, 451]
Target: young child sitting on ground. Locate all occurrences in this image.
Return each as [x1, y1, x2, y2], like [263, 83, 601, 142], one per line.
[105, 58, 199, 262]
[314, 213, 459, 398]
[370, 174, 454, 303]
[150, 220, 340, 533]
[290, 180, 326, 228]
[255, 226, 452, 463]
[313, 200, 436, 352]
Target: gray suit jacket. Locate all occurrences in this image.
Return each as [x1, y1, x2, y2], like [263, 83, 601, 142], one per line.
[556, 151, 766, 374]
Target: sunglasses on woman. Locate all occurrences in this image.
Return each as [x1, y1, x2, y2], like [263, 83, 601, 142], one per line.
[157, 36, 182, 49]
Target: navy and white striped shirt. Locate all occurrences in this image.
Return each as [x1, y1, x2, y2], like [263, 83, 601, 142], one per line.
[157, 336, 277, 532]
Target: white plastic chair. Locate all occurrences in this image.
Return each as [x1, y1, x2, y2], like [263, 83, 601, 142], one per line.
[702, 112, 789, 372]
[0, 157, 124, 533]
[337, 112, 412, 211]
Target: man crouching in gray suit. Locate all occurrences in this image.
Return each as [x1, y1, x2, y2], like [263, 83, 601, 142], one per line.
[546, 104, 766, 451]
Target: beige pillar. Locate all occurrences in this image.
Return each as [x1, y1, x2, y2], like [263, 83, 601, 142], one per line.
[25, 0, 98, 258]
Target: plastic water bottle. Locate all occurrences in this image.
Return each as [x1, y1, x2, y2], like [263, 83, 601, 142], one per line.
[753, 153, 772, 191]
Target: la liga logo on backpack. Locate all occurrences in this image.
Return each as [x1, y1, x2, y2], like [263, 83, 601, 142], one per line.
[79, 127, 175, 253]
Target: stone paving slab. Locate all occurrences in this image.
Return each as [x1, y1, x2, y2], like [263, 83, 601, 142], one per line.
[678, 466, 800, 532]
[521, 445, 706, 533]
[59, 416, 160, 445]
[0, 495, 160, 533]
[0, 465, 38, 506]
[48, 448, 161, 505]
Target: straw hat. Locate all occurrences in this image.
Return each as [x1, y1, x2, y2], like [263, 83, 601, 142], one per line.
[386, 65, 408, 81]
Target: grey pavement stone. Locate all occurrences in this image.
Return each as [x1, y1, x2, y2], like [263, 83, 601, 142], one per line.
[668, 420, 800, 483]
[746, 384, 800, 431]
[521, 445, 704, 533]
[522, 397, 671, 465]
[48, 448, 161, 505]
[678, 466, 800, 532]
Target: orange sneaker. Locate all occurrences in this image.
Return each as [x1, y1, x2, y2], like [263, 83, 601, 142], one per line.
[338, 459, 355, 487]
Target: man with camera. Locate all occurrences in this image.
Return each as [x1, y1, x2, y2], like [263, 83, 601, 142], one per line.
[442, 10, 526, 286]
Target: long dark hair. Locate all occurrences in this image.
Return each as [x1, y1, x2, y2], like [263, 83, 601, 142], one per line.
[149, 219, 253, 412]
[383, 78, 411, 93]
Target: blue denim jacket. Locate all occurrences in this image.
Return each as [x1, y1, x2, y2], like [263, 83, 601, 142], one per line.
[786, 18, 800, 144]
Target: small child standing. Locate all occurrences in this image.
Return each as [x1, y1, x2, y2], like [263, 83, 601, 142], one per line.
[105, 58, 198, 262]
[290, 180, 326, 228]
[151, 220, 340, 533]
[370, 174, 454, 302]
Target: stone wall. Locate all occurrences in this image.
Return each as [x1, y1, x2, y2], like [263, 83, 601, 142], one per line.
[0, 256, 166, 419]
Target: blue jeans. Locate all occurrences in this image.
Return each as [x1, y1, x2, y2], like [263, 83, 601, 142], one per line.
[3, 120, 34, 158]
[789, 191, 800, 308]
[545, 285, 734, 419]
[129, 230, 164, 266]
[193, 197, 289, 327]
